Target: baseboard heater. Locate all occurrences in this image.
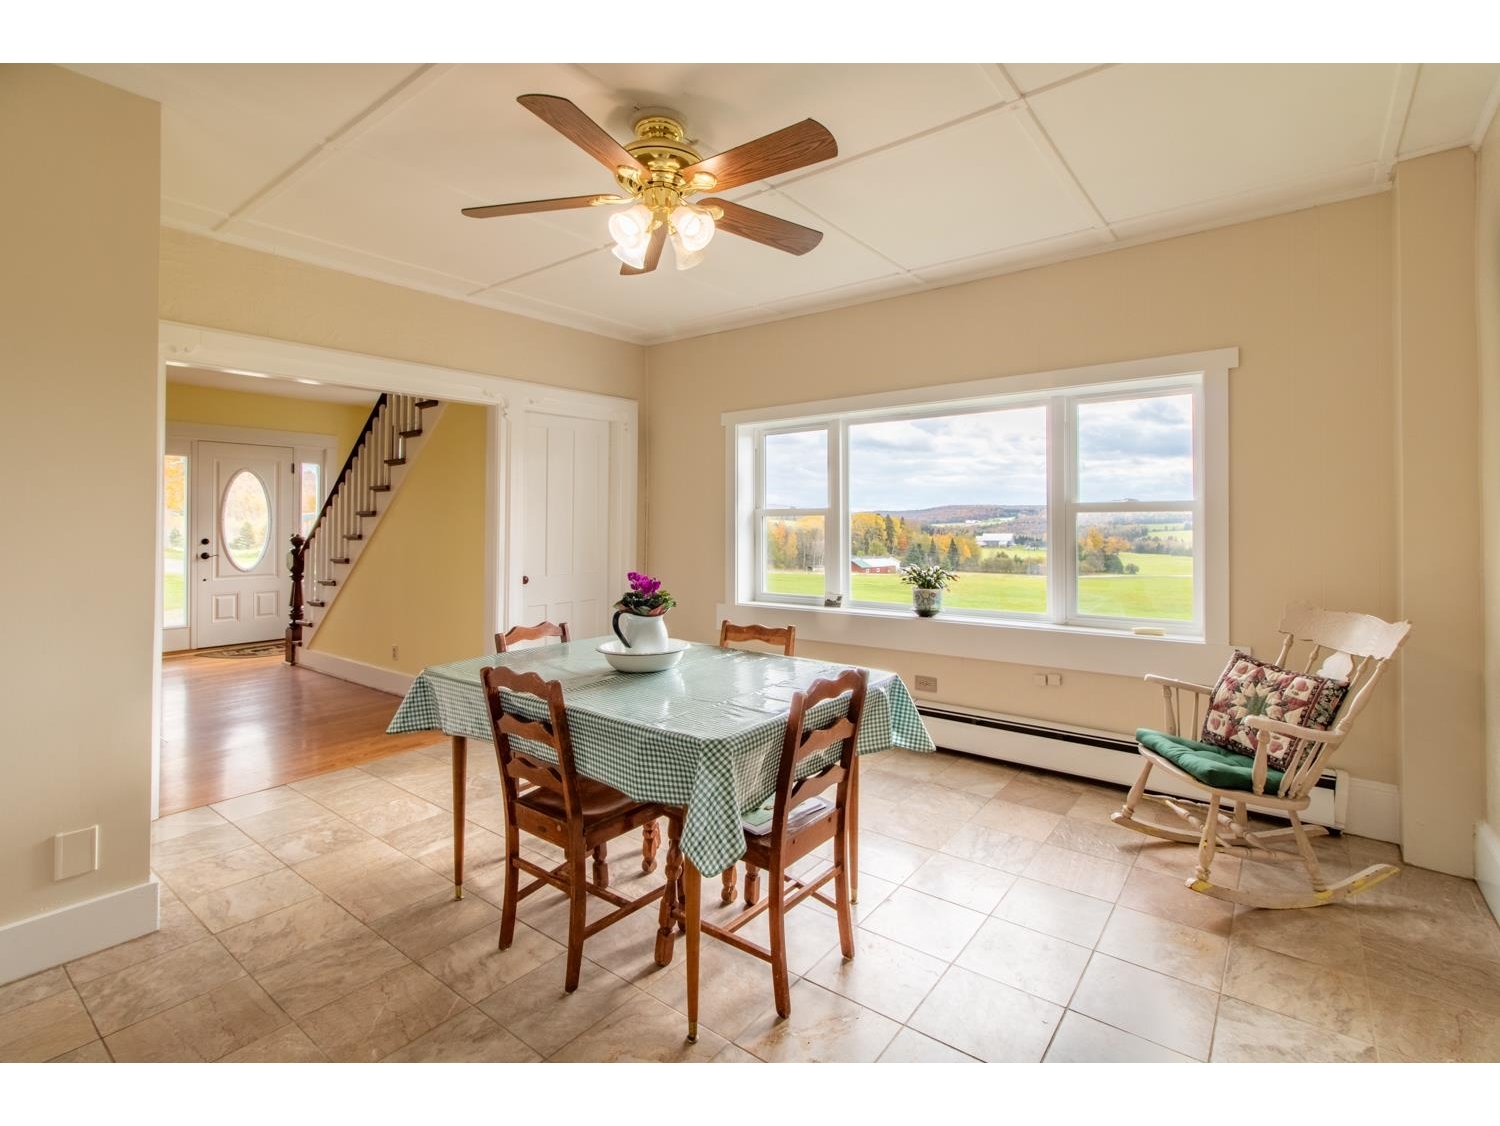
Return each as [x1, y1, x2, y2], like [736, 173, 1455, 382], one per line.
[917, 704, 1347, 831]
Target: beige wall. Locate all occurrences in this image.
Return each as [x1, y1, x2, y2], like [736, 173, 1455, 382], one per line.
[1392, 150, 1484, 874]
[1478, 114, 1500, 840]
[0, 67, 159, 926]
[648, 194, 1407, 788]
[165, 382, 373, 465]
[309, 405, 489, 672]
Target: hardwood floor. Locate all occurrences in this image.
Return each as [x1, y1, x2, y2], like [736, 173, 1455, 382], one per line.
[159, 651, 441, 815]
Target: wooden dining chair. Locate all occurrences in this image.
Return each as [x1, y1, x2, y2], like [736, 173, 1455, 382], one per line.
[480, 664, 679, 992]
[697, 668, 867, 1018]
[495, 620, 570, 653]
[715, 619, 797, 905]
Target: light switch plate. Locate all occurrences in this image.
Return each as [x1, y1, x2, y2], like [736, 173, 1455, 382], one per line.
[54, 825, 99, 881]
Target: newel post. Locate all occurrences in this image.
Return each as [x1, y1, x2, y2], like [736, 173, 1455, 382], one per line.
[285, 532, 306, 665]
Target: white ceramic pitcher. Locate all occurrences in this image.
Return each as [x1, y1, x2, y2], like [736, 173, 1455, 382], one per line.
[612, 611, 670, 653]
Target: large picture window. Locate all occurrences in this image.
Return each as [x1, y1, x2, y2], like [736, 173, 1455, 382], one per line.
[730, 349, 1232, 649]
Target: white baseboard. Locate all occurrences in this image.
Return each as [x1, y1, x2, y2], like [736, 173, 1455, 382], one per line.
[1477, 821, 1500, 926]
[0, 879, 159, 986]
[1343, 777, 1402, 844]
[298, 648, 415, 697]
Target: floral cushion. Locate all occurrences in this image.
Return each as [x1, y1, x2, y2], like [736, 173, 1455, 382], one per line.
[1200, 651, 1348, 769]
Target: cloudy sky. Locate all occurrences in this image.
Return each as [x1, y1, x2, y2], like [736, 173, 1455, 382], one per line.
[764, 395, 1193, 511]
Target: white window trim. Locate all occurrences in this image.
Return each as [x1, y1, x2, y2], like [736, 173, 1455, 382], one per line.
[721, 347, 1237, 683]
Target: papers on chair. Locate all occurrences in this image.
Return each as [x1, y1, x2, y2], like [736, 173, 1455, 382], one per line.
[743, 795, 832, 836]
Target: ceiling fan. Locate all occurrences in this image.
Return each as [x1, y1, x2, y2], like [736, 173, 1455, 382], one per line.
[462, 94, 838, 275]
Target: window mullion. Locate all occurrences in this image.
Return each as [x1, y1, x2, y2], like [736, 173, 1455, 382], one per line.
[830, 420, 850, 602]
[1048, 394, 1070, 626]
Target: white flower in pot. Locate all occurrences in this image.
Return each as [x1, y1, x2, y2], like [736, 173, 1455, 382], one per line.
[899, 563, 958, 618]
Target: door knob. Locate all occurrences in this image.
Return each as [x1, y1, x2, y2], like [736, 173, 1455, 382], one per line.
[199, 551, 216, 560]
[521, 575, 529, 585]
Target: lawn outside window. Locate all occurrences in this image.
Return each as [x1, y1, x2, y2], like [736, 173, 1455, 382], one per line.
[722, 349, 1235, 679]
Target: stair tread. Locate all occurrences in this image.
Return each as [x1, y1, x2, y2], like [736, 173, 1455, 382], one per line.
[343, 533, 363, 541]
[330, 557, 350, 565]
[384, 458, 406, 466]
[370, 485, 391, 492]
[397, 429, 423, 438]
[356, 510, 376, 517]
[306, 600, 326, 608]
[415, 399, 439, 408]
[315, 579, 337, 587]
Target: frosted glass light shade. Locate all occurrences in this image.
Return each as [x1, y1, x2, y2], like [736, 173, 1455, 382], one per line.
[608, 203, 653, 249]
[670, 232, 705, 271]
[670, 204, 715, 252]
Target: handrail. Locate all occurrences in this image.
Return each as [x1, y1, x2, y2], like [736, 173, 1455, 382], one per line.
[299, 391, 389, 557]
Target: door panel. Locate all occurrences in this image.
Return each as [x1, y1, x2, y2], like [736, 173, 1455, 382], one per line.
[520, 414, 611, 641]
[193, 441, 296, 647]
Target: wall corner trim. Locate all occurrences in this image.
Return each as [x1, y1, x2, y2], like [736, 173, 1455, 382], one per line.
[0, 878, 159, 987]
[1344, 777, 1402, 843]
[1477, 821, 1500, 927]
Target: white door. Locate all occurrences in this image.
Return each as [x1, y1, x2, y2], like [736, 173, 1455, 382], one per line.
[192, 441, 297, 648]
[518, 413, 612, 640]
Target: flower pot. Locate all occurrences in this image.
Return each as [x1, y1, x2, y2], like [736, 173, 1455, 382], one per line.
[912, 588, 943, 617]
[612, 609, 671, 652]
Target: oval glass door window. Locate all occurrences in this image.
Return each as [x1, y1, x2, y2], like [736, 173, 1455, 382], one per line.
[221, 470, 271, 571]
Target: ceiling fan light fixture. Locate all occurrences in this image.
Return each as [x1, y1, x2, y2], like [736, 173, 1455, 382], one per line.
[670, 232, 706, 271]
[670, 203, 715, 252]
[612, 239, 650, 270]
[607, 202, 653, 251]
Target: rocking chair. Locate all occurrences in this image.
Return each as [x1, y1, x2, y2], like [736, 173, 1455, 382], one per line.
[1112, 602, 1411, 909]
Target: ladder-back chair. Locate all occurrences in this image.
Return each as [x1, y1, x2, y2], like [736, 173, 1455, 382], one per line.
[495, 620, 570, 652]
[1112, 602, 1411, 909]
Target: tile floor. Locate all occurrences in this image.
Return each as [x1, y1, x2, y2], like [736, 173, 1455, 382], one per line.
[5, 744, 1500, 1064]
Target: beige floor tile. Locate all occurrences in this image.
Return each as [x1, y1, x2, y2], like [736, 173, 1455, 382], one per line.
[252, 928, 409, 1018]
[1065, 785, 1134, 823]
[878, 1026, 981, 1062]
[477, 957, 640, 1057]
[643, 936, 782, 1043]
[218, 894, 369, 975]
[312, 777, 423, 820]
[859, 780, 986, 850]
[291, 836, 409, 890]
[1135, 840, 1242, 886]
[0, 990, 99, 1063]
[104, 977, 288, 1062]
[149, 821, 255, 867]
[860, 886, 987, 962]
[368, 887, 501, 960]
[908, 964, 1063, 1062]
[1229, 902, 1365, 971]
[1357, 897, 1500, 962]
[257, 815, 376, 866]
[1365, 982, 1500, 1062]
[735, 979, 901, 1062]
[865, 747, 956, 784]
[221, 1024, 328, 1062]
[50, 1040, 111, 1062]
[151, 806, 229, 844]
[1097, 906, 1228, 990]
[804, 928, 947, 1022]
[319, 853, 454, 923]
[848, 829, 934, 885]
[382, 1005, 541, 1062]
[1362, 929, 1500, 1018]
[421, 921, 564, 1004]
[1, 967, 75, 1017]
[992, 877, 1114, 947]
[905, 852, 1018, 914]
[969, 797, 1065, 842]
[939, 822, 1044, 874]
[153, 842, 285, 900]
[287, 765, 379, 802]
[929, 754, 1019, 798]
[550, 990, 730, 1061]
[1210, 996, 1377, 1062]
[182, 867, 320, 933]
[712, 1041, 763, 1062]
[1043, 1010, 1196, 1062]
[235, 799, 348, 845]
[76, 937, 247, 1037]
[1222, 940, 1372, 1041]
[345, 793, 448, 839]
[65, 897, 211, 986]
[1117, 863, 1235, 937]
[1070, 953, 1217, 1060]
[733, 899, 846, 977]
[995, 773, 1086, 813]
[1022, 844, 1132, 902]
[211, 787, 325, 824]
[957, 916, 1092, 1005]
[298, 963, 465, 1061]
[1045, 814, 1150, 865]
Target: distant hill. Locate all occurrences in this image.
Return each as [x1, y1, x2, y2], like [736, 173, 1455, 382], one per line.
[876, 504, 1043, 526]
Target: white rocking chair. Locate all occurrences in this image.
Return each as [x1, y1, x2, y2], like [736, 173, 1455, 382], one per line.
[1112, 602, 1412, 909]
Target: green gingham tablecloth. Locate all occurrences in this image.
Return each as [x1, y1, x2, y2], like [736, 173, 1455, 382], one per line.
[387, 639, 935, 877]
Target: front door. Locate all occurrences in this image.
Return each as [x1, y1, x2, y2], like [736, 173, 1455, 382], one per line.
[519, 413, 611, 640]
[192, 441, 297, 648]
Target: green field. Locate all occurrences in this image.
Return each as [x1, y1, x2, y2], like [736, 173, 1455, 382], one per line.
[766, 559, 1191, 620]
[163, 548, 187, 626]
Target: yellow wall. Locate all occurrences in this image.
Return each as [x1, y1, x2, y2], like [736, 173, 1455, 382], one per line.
[0, 67, 159, 926]
[308, 405, 489, 672]
[165, 382, 372, 465]
[1478, 113, 1500, 843]
[648, 193, 1407, 786]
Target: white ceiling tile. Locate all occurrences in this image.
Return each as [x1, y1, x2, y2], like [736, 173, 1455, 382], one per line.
[911, 229, 1114, 284]
[1030, 64, 1399, 222]
[1004, 64, 1106, 94]
[782, 109, 1096, 269]
[1400, 63, 1500, 155]
[237, 147, 604, 285]
[576, 63, 1011, 162]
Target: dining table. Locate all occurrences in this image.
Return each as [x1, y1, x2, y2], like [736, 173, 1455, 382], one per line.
[386, 635, 935, 1040]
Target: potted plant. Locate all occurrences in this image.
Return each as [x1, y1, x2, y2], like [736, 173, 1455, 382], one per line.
[900, 563, 958, 617]
[611, 570, 676, 650]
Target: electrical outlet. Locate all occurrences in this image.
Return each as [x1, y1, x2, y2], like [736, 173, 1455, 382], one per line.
[914, 674, 938, 693]
[54, 826, 99, 881]
[1032, 673, 1048, 687]
[391, 644, 399, 660]
[1047, 672, 1063, 687]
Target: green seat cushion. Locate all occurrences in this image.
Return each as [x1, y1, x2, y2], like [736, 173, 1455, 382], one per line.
[1136, 728, 1285, 794]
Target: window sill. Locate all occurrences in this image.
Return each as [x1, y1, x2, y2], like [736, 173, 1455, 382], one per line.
[717, 599, 1237, 682]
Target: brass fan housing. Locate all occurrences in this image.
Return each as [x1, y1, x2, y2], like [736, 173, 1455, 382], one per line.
[614, 112, 713, 198]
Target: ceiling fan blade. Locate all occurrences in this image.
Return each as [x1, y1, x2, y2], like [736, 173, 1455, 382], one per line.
[518, 94, 645, 178]
[708, 199, 825, 256]
[678, 119, 837, 192]
[462, 194, 626, 219]
[620, 225, 667, 276]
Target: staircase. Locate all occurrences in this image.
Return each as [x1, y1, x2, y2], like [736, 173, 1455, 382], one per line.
[284, 394, 443, 663]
